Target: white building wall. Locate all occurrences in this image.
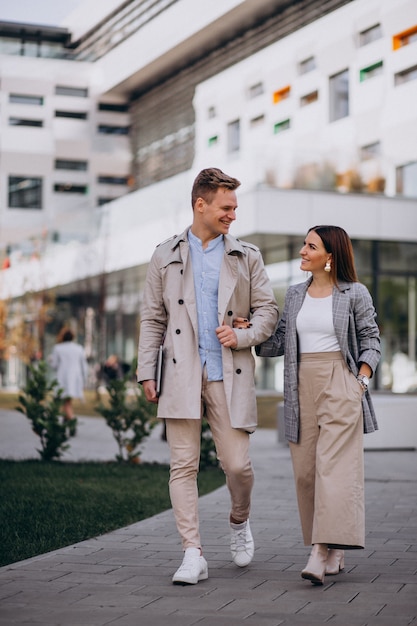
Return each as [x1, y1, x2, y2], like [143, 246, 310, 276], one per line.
[92, 0, 268, 95]
[1, 0, 416, 294]
[0, 54, 131, 247]
[192, 0, 417, 197]
[61, 0, 125, 39]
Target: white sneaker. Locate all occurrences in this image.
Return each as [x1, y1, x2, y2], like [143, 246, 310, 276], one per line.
[230, 519, 254, 567]
[172, 547, 208, 585]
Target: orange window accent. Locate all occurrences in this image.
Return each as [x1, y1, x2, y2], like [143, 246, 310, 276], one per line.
[393, 25, 417, 50]
[273, 85, 291, 104]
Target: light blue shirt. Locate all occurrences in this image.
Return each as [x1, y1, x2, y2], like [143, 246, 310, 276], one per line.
[188, 229, 224, 381]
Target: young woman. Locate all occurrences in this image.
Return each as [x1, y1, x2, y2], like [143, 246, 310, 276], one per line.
[49, 327, 88, 430]
[237, 225, 381, 584]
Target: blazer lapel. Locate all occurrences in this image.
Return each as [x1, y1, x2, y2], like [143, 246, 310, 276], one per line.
[289, 280, 309, 325]
[332, 283, 351, 351]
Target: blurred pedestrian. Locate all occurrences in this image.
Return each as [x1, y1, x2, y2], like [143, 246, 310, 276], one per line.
[49, 327, 88, 430]
[101, 354, 126, 383]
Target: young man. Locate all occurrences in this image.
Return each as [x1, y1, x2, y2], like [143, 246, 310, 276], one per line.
[137, 167, 278, 584]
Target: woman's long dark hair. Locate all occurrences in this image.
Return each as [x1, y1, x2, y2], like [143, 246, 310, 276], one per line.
[308, 225, 358, 283]
[57, 327, 74, 343]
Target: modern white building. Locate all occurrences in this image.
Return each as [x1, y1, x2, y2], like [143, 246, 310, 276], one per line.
[0, 22, 131, 249]
[0, 0, 416, 397]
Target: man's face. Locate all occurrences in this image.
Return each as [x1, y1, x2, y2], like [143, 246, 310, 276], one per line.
[196, 187, 237, 240]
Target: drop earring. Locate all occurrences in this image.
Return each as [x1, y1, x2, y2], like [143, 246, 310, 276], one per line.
[324, 260, 331, 273]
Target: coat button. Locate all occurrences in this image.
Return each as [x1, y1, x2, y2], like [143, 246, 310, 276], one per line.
[173, 358, 176, 364]
[236, 368, 242, 374]
[176, 329, 181, 334]
[180, 269, 183, 274]
[178, 299, 184, 305]
[227, 310, 233, 316]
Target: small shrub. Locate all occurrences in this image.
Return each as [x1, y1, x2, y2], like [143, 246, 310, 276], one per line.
[96, 372, 157, 463]
[16, 360, 76, 461]
[200, 418, 219, 469]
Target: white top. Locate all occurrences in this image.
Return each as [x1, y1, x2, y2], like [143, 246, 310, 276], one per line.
[296, 293, 340, 353]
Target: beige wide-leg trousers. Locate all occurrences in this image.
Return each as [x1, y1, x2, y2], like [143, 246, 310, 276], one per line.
[289, 352, 365, 549]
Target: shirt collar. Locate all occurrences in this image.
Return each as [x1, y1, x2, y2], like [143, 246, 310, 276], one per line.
[188, 229, 223, 250]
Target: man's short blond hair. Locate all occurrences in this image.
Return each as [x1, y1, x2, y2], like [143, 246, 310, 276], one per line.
[191, 168, 241, 208]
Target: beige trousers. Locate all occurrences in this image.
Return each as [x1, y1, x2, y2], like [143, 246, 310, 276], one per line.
[289, 352, 365, 549]
[165, 367, 254, 550]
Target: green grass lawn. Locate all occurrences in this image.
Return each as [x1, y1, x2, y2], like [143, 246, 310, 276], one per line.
[0, 387, 280, 568]
[0, 460, 225, 567]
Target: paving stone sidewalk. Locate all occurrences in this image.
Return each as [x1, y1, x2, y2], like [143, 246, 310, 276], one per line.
[0, 411, 416, 626]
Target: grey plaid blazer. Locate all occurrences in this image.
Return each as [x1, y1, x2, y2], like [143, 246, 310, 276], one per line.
[256, 278, 381, 443]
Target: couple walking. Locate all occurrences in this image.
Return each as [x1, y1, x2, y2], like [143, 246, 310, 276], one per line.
[137, 168, 381, 586]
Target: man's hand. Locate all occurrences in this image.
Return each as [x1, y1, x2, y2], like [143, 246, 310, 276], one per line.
[216, 323, 238, 349]
[142, 379, 159, 403]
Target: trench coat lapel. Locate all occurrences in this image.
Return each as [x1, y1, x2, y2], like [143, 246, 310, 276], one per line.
[218, 254, 238, 323]
[218, 236, 244, 323]
[179, 239, 199, 339]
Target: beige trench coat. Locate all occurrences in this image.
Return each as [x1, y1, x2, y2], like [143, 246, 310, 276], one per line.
[137, 228, 279, 431]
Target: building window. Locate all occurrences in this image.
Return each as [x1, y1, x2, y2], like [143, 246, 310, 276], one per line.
[329, 69, 349, 122]
[359, 24, 382, 46]
[0, 36, 67, 59]
[54, 183, 88, 193]
[274, 119, 291, 133]
[396, 162, 417, 197]
[227, 119, 240, 153]
[9, 93, 43, 105]
[98, 124, 129, 135]
[250, 114, 265, 127]
[98, 176, 129, 185]
[55, 159, 88, 171]
[0, 37, 22, 55]
[55, 85, 88, 97]
[300, 90, 319, 106]
[360, 141, 381, 160]
[208, 106, 216, 119]
[8, 176, 42, 209]
[55, 110, 88, 119]
[208, 135, 218, 146]
[97, 197, 114, 206]
[98, 102, 129, 112]
[299, 56, 316, 74]
[248, 82, 264, 98]
[393, 25, 417, 50]
[273, 85, 290, 104]
[9, 118, 43, 127]
[395, 65, 417, 86]
[360, 61, 383, 81]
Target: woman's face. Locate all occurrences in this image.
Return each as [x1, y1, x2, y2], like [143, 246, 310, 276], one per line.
[299, 230, 331, 274]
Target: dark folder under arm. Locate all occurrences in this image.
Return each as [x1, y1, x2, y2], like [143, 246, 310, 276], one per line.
[155, 344, 164, 397]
